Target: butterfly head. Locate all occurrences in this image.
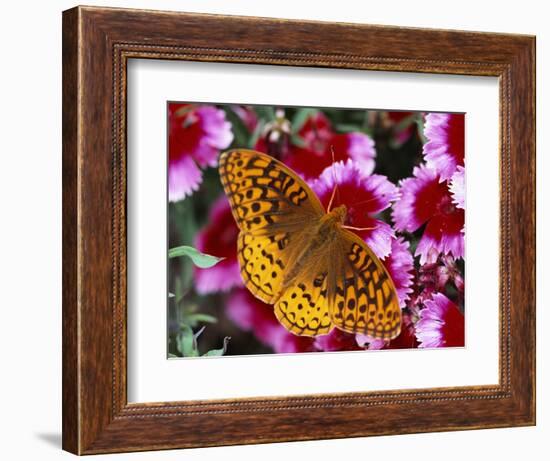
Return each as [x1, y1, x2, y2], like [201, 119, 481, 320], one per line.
[328, 204, 347, 225]
[318, 204, 348, 240]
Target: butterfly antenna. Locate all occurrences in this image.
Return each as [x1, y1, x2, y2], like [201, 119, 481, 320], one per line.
[327, 179, 338, 213]
[327, 146, 339, 213]
[342, 224, 379, 232]
[350, 196, 382, 209]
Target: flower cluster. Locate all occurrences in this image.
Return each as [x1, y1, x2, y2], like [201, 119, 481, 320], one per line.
[168, 105, 465, 357]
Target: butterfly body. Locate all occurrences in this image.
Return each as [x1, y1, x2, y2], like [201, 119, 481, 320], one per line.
[281, 204, 346, 285]
[219, 149, 401, 340]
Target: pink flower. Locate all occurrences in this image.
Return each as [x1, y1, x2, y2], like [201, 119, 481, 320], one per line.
[422, 113, 465, 181]
[450, 166, 465, 210]
[392, 165, 464, 265]
[168, 104, 233, 201]
[334, 132, 376, 173]
[415, 293, 465, 348]
[194, 197, 242, 294]
[226, 289, 316, 353]
[383, 237, 414, 307]
[311, 160, 399, 258]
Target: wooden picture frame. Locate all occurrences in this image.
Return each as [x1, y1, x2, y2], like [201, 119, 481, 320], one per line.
[62, 5, 536, 455]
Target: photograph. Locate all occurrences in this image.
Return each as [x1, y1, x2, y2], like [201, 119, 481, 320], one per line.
[50, 3, 536, 456]
[167, 102, 465, 358]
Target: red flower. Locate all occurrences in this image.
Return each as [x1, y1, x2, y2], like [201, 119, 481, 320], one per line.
[392, 165, 464, 265]
[415, 293, 465, 348]
[256, 111, 376, 180]
[168, 103, 233, 201]
[311, 160, 399, 258]
[194, 196, 242, 294]
[422, 113, 465, 181]
[290, 112, 376, 179]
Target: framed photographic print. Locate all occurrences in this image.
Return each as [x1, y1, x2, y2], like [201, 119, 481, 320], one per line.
[62, 5, 535, 455]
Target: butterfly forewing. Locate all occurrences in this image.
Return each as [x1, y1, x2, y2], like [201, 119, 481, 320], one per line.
[219, 149, 324, 235]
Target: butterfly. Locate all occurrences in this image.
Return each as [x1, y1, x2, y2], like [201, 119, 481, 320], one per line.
[218, 149, 401, 340]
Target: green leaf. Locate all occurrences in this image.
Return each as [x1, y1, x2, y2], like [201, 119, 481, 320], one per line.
[254, 106, 276, 122]
[176, 325, 210, 357]
[248, 120, 265, 148]
[203, 337, 230, 357]
[361, 110, 370, 131]
[176, 325, 198, 357]
[223, 106, 251, 147]
[168, 245, 224, 268]
[174, 277, 183, 304]
[335, 123, 363, 133]
[172, 104, 195, 117]
[185, 313, 218, 325]
[291, 108, 317, 133]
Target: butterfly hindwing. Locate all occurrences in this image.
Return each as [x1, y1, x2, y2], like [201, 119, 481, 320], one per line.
[274, 265, 332, 337]
[238, 231, 305, 304]
[330, 229, 401, 340]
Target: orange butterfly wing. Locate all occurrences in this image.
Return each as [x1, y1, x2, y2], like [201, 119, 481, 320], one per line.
[328, 228, 401, 340]
[219, 149, 324, 303]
